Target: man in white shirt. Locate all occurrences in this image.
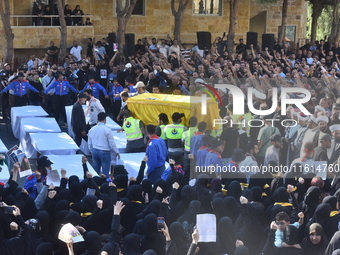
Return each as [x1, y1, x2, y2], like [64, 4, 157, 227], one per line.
[70, 41, 83, 63]
[169, 39, 180, 57]
[88, 112, 120, 178]
[83, 88, 105, 127]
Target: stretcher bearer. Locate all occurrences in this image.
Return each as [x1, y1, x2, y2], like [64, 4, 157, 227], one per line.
[118, 109, 145, 153]
[164, 112, 187, 159]
[156, 113, 169, 140]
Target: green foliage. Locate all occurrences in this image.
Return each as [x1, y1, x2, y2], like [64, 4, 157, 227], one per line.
[306, 3, 339, 41]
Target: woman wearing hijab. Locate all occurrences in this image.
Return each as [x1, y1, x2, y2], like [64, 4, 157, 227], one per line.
[153, 179, 169, 201]
[137, 200, 161, 219]
[234, 245, 249, 255]
[167, 222, 190, 255]
[169, 184, 193, 221]
[323, 196, 340, 240]
[35, 211, 53, 243]
[114, 174, 129, 199]
[301, 223, 328, 255]
[325, 231, 340, 255]
[123, 233, 142, 255]
[177, 200, 201, 241]
[217, 217, 236, 254]
[100, 242, 120, 255]
[192, 174, 213, 213]
[120, 185, 147, 235]
[265, 187, 297, 223]
[36, 242, 54, 255]
[300, 186, 321, 226]
[227, 180, 242, 201]
[223, 196, 240, 224]
[140, 213, 166, 255]
[210, 178, 222, 194]
[212, 197, 228, 224]
[81, 230, 102, 255]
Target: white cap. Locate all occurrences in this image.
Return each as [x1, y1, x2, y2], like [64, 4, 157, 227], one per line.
[253, 90, 266, 100]
[315, 105, 326, 112]
[291, 109, 300, 117]
[134, 81, 145, 88]
[310, 115, 317, 124]
[330, 124, 340, 132]
[195, 78, 205, 84]
[316, 115, 329, 123]
[125, 63, 132, 68]
[298, 112, 309, 121]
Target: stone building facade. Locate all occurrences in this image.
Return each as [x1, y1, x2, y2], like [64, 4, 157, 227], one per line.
[0, 0, 308, 60]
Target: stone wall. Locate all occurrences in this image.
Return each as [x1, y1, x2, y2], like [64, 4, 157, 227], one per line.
[0, 0, 307, 60]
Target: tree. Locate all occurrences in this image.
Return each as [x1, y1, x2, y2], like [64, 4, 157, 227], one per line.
[309, 0, 328, 43]
[329, 0, 339, 43]
[57, 0, 67, 64]
[226, 0, 240, 54]
[116, 0, 137, 54]
[278, 0, 288, 45]
[0, 0, 14, 64]
[171, 0, 190, 42]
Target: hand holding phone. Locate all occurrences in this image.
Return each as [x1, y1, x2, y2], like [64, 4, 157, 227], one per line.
[157, 217, 165, 231]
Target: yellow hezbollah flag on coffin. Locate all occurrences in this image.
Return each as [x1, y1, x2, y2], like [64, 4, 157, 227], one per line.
[126, 93, 219, 130]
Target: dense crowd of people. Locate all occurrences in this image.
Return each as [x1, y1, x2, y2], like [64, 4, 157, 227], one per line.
[1, 34, 340, 254]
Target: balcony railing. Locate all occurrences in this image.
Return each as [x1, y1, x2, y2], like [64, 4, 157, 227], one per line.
[10, 15, 92, 26]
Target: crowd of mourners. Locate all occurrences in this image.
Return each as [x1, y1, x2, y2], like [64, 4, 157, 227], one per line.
[1, 33, 340, 255]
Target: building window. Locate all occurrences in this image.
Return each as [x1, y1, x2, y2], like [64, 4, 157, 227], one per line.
[278, 25, 296, 42]
[192, 0, 222, 15]
[115, 0, 145, 16]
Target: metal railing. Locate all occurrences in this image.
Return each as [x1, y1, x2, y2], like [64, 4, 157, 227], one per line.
[10, 15, 92, 26]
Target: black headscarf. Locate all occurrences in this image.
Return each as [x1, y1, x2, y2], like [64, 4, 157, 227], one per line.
[234, 246, 249, 255]
[177, 200, 201, 241]
[323, 196, 337, 211]
[123, 233, 142, 255]
[223, 196, 240, 223]
[250, 186, 263, 202]
[36, 242, 54, 255]
[137, 199, 161, 219]
[168, 222, 190, 254]
[210, 178, 222, 194]
[140, 213, 166, 255]
[57, 188, 72, 202]
[68, 175, 80, 186]
[227, 181, 242, 201]
[83, 230, 102, 255]
[241, 189, 253, 202]
[217, 217, 236, 254]
[127, 185, 145, 203]
[212, 197, 227, 223]
[193, 174, 213, 212]
[35, 210, 53, 243]
[302, 186, 321, 221]
[325, 231, 340, 255]
[141, 179, 154, 202]
[100, 242, 120, 255]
